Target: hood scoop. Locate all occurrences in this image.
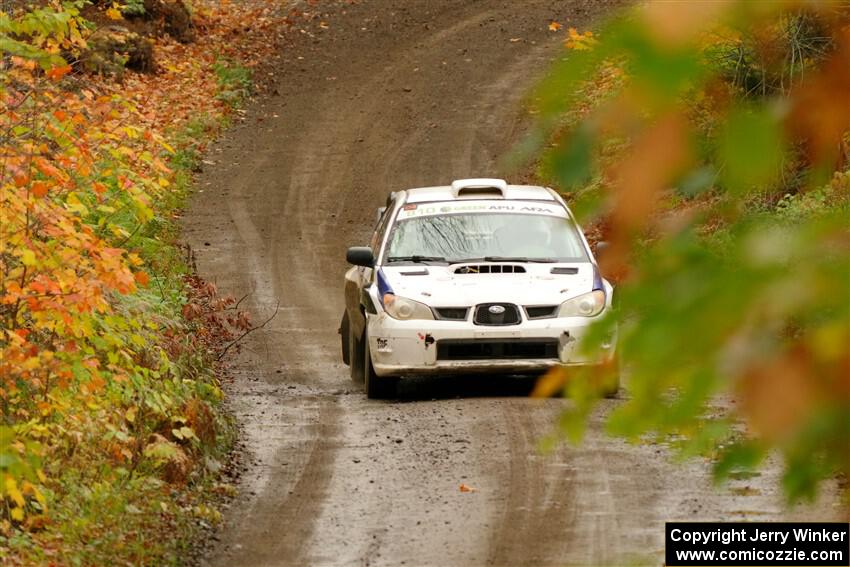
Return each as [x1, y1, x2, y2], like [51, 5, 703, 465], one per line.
[550, 267, 579, 275]
[454, 264, 526, 275]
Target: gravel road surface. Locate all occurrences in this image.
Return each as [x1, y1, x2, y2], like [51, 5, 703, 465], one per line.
[183, 1, 840, 565]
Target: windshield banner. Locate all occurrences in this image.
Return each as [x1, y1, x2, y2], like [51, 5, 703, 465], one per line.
[397, 201, 568, 220]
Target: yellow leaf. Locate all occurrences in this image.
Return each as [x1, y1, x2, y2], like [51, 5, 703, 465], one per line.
[106, 6, 123, 20]
[11, 508, 24, 522]
[111, 225, 131, 238]
[20, 481, 46, 508]
[66, 193, 89, 216]
[565, 28, 597, 51]
[117, 146, 135, 158]
[34, 487, 47, 507]
[125, 406, 137, 423]
[4, 477, 25, 508]
[20, 249, 37, 267]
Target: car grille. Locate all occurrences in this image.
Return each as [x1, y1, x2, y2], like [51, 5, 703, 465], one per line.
[454, 264, 526, 274]
[437, 339, 559, 360]
[434, 307, 469, 321]
[524, 305, 558, 319]
[473, 303, 520, 326]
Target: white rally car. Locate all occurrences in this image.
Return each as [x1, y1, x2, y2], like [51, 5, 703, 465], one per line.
[340, 179, 617, 398]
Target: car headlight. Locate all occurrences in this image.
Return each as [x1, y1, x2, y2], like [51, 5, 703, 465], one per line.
[558, 290, 606, 317]
[382, 293, 434, 320]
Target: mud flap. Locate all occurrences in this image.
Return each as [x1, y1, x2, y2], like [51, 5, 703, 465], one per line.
[340, 311, 350, 366]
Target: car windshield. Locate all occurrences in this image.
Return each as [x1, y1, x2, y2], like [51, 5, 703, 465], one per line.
[384, 212, 589, 263]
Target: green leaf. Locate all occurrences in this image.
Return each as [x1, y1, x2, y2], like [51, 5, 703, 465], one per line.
[718, 105, 784, 194]
[542, 123, 595, 189]
[713, 440, 767, 483]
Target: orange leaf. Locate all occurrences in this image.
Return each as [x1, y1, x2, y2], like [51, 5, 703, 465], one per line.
[134, 271, 150, 286]
[31, 181, 50, 198]
[46, 65, 72, 81]
[459, 484, 477, 493]
[34, 157, 66, 182]
[738, 347, 818, 442]
[548, 21, 562, 32]
[531, 366, 568, 398]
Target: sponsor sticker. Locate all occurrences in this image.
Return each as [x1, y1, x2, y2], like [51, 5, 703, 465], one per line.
[396, 200, 568, 220]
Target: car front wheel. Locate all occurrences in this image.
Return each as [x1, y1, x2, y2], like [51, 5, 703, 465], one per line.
[364, 329, 397, 399]
[348, 315, 365, 384]
[601, 356, 620, 399]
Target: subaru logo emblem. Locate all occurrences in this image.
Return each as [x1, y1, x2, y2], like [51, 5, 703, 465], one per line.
[488, 305, 506, 315]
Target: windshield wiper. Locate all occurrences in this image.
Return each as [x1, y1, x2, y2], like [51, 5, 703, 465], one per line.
[449, 256, 558, 264]
[387, 255, 447, 264]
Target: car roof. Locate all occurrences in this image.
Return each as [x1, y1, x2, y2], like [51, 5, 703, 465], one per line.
[400, 178, 558, 204]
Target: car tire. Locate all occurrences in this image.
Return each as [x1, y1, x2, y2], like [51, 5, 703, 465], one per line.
[601, 356, 620, 399]
[348, 317, 365, 384]
[364, 329, 397, 399]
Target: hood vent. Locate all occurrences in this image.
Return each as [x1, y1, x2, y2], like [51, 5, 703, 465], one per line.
[451, 178, 507, 198]
[550, 267, 579, 275]
[454, 264, 526, 275]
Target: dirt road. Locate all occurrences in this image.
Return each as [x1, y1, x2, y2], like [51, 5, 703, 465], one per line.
[183, 1, 839, 565]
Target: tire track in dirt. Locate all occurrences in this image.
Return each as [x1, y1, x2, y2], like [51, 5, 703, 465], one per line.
[487, 400, 578, 566]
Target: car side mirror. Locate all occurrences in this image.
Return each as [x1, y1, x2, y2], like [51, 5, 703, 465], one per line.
[595, 241, 609, 256]
[346, 246, 374, 267]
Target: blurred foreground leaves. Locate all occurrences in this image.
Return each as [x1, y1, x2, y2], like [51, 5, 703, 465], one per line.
[528, 1, 850, 501]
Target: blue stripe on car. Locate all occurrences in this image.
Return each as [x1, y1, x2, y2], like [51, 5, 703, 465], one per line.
[592, 264, 606, 299]
[377, 268, 393, 300]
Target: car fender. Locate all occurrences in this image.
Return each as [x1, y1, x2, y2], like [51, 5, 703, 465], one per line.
[344, 265, 379, 338]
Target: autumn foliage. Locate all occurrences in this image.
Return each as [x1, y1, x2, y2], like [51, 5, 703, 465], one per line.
[1, 0, 296, 562]
[531, 1, 850, 501]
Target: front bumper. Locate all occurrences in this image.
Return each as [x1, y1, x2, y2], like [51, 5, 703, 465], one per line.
[367, 312, 615, 377]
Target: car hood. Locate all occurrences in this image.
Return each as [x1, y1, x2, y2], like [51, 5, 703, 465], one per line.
[379, 263, 596, 307]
